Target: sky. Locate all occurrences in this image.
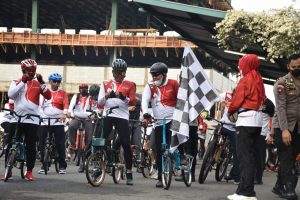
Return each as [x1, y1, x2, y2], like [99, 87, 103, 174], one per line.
[231, 0, 300, 12]
[229, 0, 300, 103]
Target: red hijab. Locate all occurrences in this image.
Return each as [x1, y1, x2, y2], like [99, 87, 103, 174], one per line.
[238, 54, 265, 105]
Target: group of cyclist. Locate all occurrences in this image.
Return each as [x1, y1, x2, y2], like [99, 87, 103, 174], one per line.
[0, 53, 300, 200]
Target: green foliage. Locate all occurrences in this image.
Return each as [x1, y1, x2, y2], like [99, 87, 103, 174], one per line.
[214, 7, 300, 60]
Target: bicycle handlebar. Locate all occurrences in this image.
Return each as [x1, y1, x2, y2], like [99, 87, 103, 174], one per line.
[206, 116, 233, 126]
[2, 108, 40, 119]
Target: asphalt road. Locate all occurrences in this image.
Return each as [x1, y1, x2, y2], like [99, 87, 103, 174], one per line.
[0, 157, 291, 200]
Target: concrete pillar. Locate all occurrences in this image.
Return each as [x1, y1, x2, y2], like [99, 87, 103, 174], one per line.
[31, 0, 39, 59]
[109, 0, 118, 66]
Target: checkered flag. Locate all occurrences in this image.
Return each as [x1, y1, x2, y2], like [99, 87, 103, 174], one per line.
[170, 44, 219, 152]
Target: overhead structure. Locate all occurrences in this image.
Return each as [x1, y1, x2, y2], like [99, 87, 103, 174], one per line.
[131, 0, 286, 83]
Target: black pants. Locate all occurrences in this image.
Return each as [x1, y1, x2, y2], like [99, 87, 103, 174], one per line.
[254, 135, 267, 182]
[236, 126, 261, 197]
[39, 125, 67, 169]
[103, 117, 132, 170]
[155, 122, 172, 179]
[274, 125, 300, 187]
[5, 123, 39, 171]
[184, 126, 198, 176]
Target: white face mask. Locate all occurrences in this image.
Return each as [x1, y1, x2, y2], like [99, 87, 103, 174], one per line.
[154, 79, 163, 86]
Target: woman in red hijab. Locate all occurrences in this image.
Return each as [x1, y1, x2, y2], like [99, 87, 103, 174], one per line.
[227, 54, 266, 200]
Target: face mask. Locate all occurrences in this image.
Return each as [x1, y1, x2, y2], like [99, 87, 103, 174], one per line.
[291, 68, 300, 78]
[154, 79, 163, 86]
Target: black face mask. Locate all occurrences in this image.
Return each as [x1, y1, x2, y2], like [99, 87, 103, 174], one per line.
[291, 68, 300, 78]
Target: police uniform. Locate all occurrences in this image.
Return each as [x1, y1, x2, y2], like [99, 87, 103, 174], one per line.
[272, 72, 300, 198]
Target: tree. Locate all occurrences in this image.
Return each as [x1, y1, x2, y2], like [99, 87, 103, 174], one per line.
[214, 7, 300, 60]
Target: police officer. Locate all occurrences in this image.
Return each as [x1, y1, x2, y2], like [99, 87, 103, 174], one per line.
[271, 53, 300, 200]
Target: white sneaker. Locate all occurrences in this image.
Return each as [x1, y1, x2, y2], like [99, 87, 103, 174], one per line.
[227, 193, 257, 200]
[59, 169, 66, 174]
[150, 170, 158, 180]
[38, 169, 45, 174]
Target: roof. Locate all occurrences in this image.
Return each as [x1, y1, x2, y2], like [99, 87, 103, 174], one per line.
[131, 0, 287, 83]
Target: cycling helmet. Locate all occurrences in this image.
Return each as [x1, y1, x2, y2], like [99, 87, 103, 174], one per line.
[79, 83, 88, 89]
[150, 62, 168, 74]
[21, 58, 37, 71]
[48, 73, 62, 81]
[89, 84, 100, 96]
[112, 58, 127, 72]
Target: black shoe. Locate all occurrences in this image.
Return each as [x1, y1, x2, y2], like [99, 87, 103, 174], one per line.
[156, 180, 163, 188]
[272, 177, 285, 198]
[78, 165, 84, 173]
[126, 173, 133, 186]
[191, 176, 195, 182]
[281, 183, 298, 200]
[175, 175, 183, 182]
[180, 155, 187, 165]
[224, 175, 234, 181]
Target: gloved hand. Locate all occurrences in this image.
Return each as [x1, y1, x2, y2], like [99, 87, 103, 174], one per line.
[118, 92, 126, 101]
[143, 113, 152, 120]
[21, 74, 29, 83]
[36, 73, 45, 84]
[109, 90, 117, 98]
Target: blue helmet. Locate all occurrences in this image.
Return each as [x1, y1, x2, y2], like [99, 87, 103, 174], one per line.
[48, 73, 62, 81]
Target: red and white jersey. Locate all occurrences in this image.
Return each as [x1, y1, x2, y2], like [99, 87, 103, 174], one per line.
[40, 89, 69, 126]
[8, 79, 51, 125]
[98, 79, 136, 120]
[68, 94, 90, 119]
[85, 96, 104, 114]
[142, 79, 179, 125]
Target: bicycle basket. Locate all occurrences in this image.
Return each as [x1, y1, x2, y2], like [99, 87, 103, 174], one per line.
[92, 138, 105, 147]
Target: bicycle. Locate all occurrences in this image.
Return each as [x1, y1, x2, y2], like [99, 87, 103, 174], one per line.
[1, 108, 40, 182]
[40, 117, 61, 175]
[71, 117, 86, 167]
[129, 120, 153, 178]
[198, 116, 233, 184]
[155, 118, 194, 190]
[85, 106, 126, 187]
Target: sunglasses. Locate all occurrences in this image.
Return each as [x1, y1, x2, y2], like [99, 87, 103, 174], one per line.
[151, 72, 161, 77]
[113, 71, 126, 76]
[52, 80, 61, 83]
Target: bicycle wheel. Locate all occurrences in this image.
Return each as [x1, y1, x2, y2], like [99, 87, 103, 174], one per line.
[215, 142, 231, 181]
[182, 154, 193, 187]
[112, 148, 125, 184]
[141, 149, 152, 178]
[162, 153, 172, 190]
[20, 161, 27, 179]
[199, 139, 216, 184]
[4, 150, 16, 182]
[75, 135, 83, 166]
[0, 133, 7, 158]
[43, 148, 50, 175]
[85, 151, 106, 187]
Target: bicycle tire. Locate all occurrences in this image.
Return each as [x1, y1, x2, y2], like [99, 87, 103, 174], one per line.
[162, 153, 172, 190]
[85, 151, 106, 187]
[0, 133, 6, 158]
[43, 148, 50, 175]
[20, 161, 27, 179]
[141, 149, 152, 178]
[112, 148, 125, 184]
[215, 142, 231, 182]
[4, 150, 16, 182]
[199, 139, 216, 184]
[182, 155, 193, 187]
[75, 135, 83, 166]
